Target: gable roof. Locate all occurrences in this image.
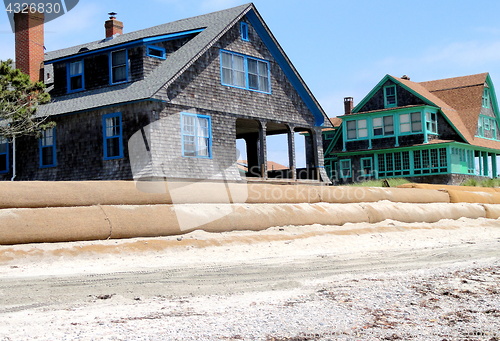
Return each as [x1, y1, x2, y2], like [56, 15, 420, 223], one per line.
[351, 73, 500, 150]
[39, 4, 329, 126]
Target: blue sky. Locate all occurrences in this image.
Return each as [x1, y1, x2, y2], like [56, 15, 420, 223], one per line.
[2, 0, 500, 165]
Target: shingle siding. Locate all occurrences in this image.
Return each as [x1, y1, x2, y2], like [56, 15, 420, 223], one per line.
[358, 80, 426, 113]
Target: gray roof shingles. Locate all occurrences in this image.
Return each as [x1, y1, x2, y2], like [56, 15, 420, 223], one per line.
[39, 3, 252, 117]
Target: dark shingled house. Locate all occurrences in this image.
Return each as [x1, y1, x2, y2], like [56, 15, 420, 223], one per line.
[2, 3, 331, 183]
[324, 73, 500, 184]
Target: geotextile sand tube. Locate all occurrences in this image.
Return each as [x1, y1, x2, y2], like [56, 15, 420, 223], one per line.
[0, 206, 111, 244]
[318, 187, 450, 204]
[483, 204, 500, 219]
[446, 189, 500, 204]
[0, 202, 489, 245]
[0, 181, 455, 209]
[360, 202, 486, 224]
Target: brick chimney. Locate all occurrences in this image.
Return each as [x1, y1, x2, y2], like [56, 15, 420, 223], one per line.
[105, 12, 123, 38]
[14, 10, 45, 83]
[344, 97, 354, 115]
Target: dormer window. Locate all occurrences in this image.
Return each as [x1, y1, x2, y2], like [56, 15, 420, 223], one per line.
[68, 60, 84, 92]
[384, 85, 397, 108]
[240, 22, 249, 41]
[110, 49, 128, 84]
[147, 45, 166, 60]
[482, 88, 490, 108]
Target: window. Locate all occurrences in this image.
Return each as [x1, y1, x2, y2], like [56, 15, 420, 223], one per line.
[413, 148, 447, 175]
[384, 85, 397, 108]
[103, 113, 123, 160]
[377, 151, 411, 177]
[220, 50, 271, 93]
[0, 136, 8, 173]
[346, 119, 367, 140]
[360, 157, 373, 177]
[400, 112, 422, 133]
[358, 119, 368, 138]
[426, 112, 437, 134]
[68, 60, 84, 92]
[240, 22, 249, 41]
[110, 50, 128, 84]
[181, 113, 212, 158]
[373, 115, 394, 136]
[146, 45, 166, 59]
[39, 128, 56, 168]
[346, 120, 356, 140]
[477, 116, 499, 139]
[483, 88, 490, 108]
[339, 159, 351, 179]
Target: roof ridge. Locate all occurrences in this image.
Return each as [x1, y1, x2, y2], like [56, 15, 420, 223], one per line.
[426, 83, 484, 92]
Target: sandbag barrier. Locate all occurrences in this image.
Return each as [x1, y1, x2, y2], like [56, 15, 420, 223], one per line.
[0, 181, 499, 245]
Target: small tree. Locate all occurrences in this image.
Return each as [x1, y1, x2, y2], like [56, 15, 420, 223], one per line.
[0, 59, 53, 139]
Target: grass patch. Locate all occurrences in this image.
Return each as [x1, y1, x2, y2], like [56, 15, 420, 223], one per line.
[349, 178, 410, 187]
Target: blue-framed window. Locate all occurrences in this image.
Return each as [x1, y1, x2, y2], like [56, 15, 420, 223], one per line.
[146, 45, 166, 60]
[339, 159, 351, 179]
[482, 88, 490, 108]
[220, 50, 271, 93]
[110, 49, 128, 84]
[103, 113, 123, 160]
[399, 112, 422, 133]
[240, 22, 249, 41]
[0, 136, 9, 173]
[39, 128, 57, 168]
[384, 85, 397, 108]
[373, 115, 394, 136]
[181, 113, 212, 158]
[67, 60, 84, 93]
[346, 119, 367, 140]
[426, 112, 438, 134]
[360, 157, 373, 177]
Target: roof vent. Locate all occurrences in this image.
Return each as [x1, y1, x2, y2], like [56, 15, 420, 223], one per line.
[401, 75, 410, 80]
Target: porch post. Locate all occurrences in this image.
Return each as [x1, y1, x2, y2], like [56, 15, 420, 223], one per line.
[483, 152, 489, 177]
[313, 127, 329, 182]
[287, 125, 296, 181]
[258, 121, 267, 179]
[492, 153, 497, 178]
